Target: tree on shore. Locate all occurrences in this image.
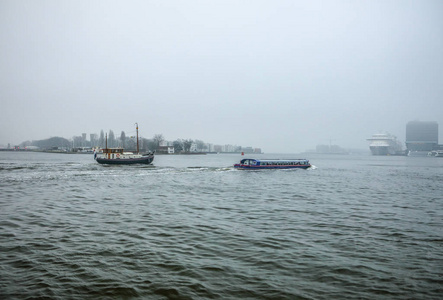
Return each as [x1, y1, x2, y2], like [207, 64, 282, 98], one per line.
[145, 139, 156, 152]
[108, 130, 116, 147]
[120, 131, 126, 148]
[173, 139, 183, 153]
[183, 139, 193, 153]
[20, 140, 32, 148]
[126, 136, 137, 151]
[31, 137, 71, 149]
[140, 138, 150, 152]
[152, 134, 164, 151]
[195, 140, 205, 152]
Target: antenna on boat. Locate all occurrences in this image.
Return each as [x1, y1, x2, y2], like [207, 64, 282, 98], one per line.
[135, 123, 139, 154]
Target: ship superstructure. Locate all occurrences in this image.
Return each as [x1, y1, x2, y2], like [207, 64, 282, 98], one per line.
[367, 133, 403, 156]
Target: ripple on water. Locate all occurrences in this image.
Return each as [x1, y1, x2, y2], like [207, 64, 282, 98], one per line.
[1, 153, 442, 299]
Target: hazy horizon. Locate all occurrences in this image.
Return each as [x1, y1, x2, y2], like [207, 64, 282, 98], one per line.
[1, 0, 442, 153]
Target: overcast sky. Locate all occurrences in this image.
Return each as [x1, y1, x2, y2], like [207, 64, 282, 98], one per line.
[1, 0, 442, 152]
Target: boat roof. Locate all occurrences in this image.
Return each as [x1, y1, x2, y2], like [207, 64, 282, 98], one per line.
[101, 148, 124, 153]
[241, 158, 309, 162]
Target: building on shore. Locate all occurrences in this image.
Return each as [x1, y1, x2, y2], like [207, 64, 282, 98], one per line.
[157, 145, 175, 154]
[406, 121, 439, 154]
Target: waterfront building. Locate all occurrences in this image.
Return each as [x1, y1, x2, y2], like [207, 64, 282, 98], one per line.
[157, 145, 174, 154]
[240, 147, 254, 154]
[405, 121, 438, 152]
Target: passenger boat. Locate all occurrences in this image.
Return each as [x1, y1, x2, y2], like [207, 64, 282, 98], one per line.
[429, 150, 443, 157]
[94, 123, 154, 165]
[234, 158, 311, 170]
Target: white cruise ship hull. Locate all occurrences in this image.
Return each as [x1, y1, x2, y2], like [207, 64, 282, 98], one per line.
[367, 133, 403, 156]
[369, 146, 391, 156]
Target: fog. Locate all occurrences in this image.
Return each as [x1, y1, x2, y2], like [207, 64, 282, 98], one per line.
[1, 0, 442, 153]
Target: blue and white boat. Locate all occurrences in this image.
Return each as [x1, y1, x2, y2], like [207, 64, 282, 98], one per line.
[234, 158, 311, 170]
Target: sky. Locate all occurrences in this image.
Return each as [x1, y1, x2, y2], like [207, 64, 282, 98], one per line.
[1, 0, 442, 153]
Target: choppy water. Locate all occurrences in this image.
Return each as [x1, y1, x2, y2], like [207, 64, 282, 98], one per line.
[0, 152, 442, 299]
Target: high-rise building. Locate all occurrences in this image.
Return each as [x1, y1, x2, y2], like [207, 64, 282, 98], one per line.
[405, 121, 438, 151]
[90, 133, 98, 147]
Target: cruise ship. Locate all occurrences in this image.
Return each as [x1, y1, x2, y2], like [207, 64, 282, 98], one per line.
[367, 133, 404, 156]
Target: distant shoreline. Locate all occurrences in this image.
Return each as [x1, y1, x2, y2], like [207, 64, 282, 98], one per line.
[0, 149, 242, 155]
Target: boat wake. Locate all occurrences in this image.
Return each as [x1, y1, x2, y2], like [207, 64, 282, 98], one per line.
[186, 166, 234, 172]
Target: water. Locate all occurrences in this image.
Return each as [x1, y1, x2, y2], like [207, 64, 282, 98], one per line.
[0, 152, 442, 299]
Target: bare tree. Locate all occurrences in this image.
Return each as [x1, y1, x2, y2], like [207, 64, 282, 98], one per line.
[153, 134, 165, 151]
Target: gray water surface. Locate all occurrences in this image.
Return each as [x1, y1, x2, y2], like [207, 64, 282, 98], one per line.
[1, 152, 442, 299]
